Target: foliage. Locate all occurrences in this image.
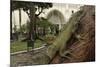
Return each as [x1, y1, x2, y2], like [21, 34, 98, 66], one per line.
[11, 1, 53, 42]
[12, 1, 52, 10]
[11, 1, 52, 17]
[37, 17, 53, 28]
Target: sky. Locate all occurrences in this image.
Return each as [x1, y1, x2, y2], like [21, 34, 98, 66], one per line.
[12, 3, 82, 29]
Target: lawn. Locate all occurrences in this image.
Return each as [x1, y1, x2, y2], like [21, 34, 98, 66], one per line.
[10, 40, 45, 53]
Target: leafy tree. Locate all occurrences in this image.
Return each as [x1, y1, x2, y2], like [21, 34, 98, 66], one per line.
[11, 1, 52, 50]
[37, 17, 53, 35]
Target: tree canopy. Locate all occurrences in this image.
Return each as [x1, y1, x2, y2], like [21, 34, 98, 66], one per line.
[11, 1, 52, 17]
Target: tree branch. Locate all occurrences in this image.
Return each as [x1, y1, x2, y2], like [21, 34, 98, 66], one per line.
[25, 10, 31, 19]
[36, 8, 43, 16]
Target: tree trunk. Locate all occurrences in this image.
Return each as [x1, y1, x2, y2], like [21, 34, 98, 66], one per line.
[10, 10, 13, 40]
[43, 27, 46, 36]
[27, 6, 36, 51]
[19, 8, 22, 35]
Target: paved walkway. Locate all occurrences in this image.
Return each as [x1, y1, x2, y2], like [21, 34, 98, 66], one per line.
[10, 45, 48, 66]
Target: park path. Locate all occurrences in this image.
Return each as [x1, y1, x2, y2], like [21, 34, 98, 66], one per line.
[10, 45, 48, 66]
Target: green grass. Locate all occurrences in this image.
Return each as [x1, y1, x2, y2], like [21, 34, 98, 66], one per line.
[10, 40, 44, 53]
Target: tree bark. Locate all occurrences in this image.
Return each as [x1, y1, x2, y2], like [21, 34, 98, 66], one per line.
[10, 11, 12, 40]
[19, 8, 22, 35]
[27, 6, 36, 51]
